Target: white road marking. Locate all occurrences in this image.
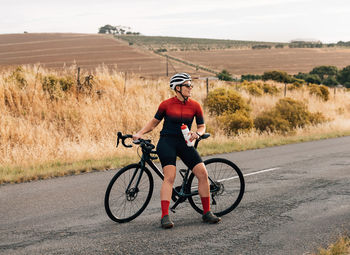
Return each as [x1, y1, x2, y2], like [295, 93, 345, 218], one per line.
[243, 167, 281, 177]
[217, 167, 281, 182]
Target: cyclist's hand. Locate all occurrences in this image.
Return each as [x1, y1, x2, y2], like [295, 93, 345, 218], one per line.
[189, 131, 200, 142]
[133, 133, 142, 141]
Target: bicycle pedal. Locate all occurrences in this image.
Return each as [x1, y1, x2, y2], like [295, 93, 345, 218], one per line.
[170, 208, 176, 213]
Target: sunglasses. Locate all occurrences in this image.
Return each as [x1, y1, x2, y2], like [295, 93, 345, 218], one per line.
[182, 83, 193, 88]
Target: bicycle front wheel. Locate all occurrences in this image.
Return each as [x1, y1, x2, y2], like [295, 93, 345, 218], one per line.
[104, 164, 154, 223]
[188, 158, 245, 216]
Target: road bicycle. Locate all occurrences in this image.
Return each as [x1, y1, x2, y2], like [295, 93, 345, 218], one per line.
[104, 132, 245, 223]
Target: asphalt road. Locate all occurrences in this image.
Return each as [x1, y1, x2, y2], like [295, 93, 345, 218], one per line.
[1, 136, 350, 255]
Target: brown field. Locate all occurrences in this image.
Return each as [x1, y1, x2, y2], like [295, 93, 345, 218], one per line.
[0, 33, 207, 76]
[2, 33, 350, 78]
[167, 48, 350, 75]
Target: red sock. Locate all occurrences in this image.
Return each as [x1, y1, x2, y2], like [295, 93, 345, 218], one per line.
[201, 197, 210, 215]
[161, 200, 170, 218]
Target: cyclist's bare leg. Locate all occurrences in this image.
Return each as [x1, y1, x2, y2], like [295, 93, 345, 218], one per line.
[160, 165, 176, 201]
[192, 162, 210, 197]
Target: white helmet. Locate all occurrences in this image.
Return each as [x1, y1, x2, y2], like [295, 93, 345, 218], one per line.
[169, 73, 192, 90]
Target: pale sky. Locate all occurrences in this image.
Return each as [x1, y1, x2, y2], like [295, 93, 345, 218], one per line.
[1, 0, 349, 43]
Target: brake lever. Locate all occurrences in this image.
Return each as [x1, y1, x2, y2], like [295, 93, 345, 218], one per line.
[116, 132, 133, 148]
[116, 132, 122, 148]
[122, 135, 133, 148]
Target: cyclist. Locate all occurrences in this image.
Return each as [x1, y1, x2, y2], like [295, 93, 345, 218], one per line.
[133, 72, 221, 229]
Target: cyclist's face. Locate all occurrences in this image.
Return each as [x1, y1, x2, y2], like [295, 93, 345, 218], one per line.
[181, 81, 192, 97]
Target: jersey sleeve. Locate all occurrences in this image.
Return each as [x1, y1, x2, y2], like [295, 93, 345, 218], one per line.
[195, 102, 205, 125]
[154, 101, 166, 121]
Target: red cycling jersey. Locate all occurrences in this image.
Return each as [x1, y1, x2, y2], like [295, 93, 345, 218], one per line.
[154, 96, 204, 137]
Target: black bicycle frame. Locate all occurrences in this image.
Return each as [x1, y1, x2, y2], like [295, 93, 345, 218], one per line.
[129, 141, 221, 212]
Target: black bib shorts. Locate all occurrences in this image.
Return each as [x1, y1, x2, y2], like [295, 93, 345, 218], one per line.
[156, 135, 203, 170]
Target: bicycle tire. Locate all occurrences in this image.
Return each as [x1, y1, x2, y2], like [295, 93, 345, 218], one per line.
[104, 164, 154, 223]
[187, 158, 245, 217]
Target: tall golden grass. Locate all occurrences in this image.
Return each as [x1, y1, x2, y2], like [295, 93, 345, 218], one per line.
[1, 65, 350, 184]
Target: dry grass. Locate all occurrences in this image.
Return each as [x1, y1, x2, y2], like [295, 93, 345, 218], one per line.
[1, 65, 350, 184]
[313, 235, 350, 255]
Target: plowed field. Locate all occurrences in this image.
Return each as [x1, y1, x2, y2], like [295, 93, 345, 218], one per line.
[167, 48, 350, 75]
[1, 33, 350, 76]
[0, 33, 199, 76]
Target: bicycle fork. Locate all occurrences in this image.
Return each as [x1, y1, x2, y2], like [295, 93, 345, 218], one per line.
[125, 164, 145, 201]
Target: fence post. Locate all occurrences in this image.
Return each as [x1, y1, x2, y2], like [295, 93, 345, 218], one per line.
[284, 83, 287, 97]
[206, 78, 209, 96]
[166, 56, 169, 77]
[77, 67, 81, 86]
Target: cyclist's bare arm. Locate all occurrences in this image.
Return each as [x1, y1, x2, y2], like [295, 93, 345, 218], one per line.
[133, 118, 161, 140]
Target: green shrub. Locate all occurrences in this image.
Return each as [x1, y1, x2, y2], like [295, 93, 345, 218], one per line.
[6, 66, 28, 89]
[241, 74, 262, 81]
[241, 81, 280, 96]
[216, 69, 234, 81]
[204, 88, 250, 116]
[217, 111, 254, 135]
[245, 83, 264, 96]
[308, 84, 330, 101]
[42, 75, 74, 100]
[275, 98, 313, 128]
[262, 70, 293, 83]
[254, 111, 291, 133]
[205, 87, 253, 134]
[254, 97, 326, 133]
[262, 83, 280, 95]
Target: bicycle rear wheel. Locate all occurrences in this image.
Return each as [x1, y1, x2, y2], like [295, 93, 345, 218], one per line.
[104, 164, 154, 223]
[187, 158, 245, 216]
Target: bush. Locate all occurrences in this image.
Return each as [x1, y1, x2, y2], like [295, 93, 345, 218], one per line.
[204, 88, 250, 116]
[241, 81, 280, 96]
[254, 98, 326, 133]
[262, 83, 280, 95]
[217, 111, 254, 135]
[241, 74, 262, 81]
[216, 69, 234, 81]
[337, 65, 350, 85]
[6, 66, 28, 89]
[205, 88, 253, 134]
[323, 76, 338, 86]
[254, 111, 291, 133]
[42, 75, 74, 100]
[252, 44, 272, 49]
[308, 84, 330, 101]
[245, 83, 264, 96]
[262, 70, 293, 83]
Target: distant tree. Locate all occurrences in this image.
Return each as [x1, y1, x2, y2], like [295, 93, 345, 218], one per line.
[304, 74, 322, 84]
[217, 69, 234, 81]
[337, 41, 350, 47]
[323, 76, 339, 86]
[310, 66, 338, 80]
[294, 73, 321, 84]
[98, 24, 116, 34]
[98, 25, 139, 35]
[252, 44, 271, 49]
[337, 65, 350, 86]
[241, 74, 262, 81]
[262, 70, 293, 83]
[275, 44, 284, 48]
